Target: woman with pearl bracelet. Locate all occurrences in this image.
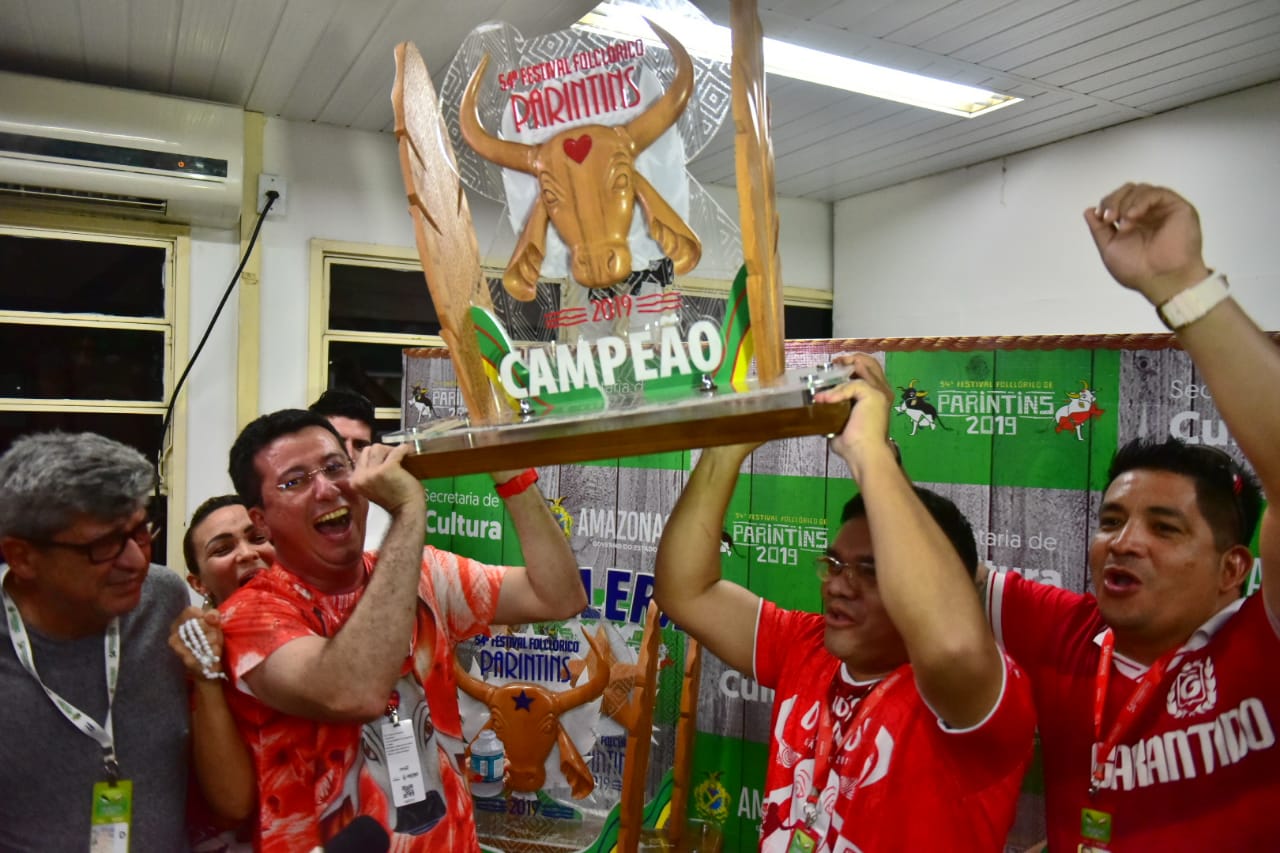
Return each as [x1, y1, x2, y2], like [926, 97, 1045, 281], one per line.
[168, 495, 269, 848]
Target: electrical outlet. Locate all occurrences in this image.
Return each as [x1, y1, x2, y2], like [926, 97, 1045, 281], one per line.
[257, 173, 287, 216]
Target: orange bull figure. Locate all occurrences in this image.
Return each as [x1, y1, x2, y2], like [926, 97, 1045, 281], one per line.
[459, 21, 701, 299]
[455, 626, 611, 798]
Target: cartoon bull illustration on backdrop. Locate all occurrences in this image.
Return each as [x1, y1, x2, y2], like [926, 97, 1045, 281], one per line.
[1055, 379, 1105, 441]
[895, 379, 947, 436]
[454, 626, 610, 798]
[459, 22, 701, 300]
[407, 384, 435, 425]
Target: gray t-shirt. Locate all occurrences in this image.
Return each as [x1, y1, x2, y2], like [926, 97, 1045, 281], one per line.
[0, 565, 190, 852]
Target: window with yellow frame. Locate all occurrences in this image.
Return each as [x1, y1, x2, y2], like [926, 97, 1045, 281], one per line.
[309, 240, 449, 436]
[0, 211, 188, 564]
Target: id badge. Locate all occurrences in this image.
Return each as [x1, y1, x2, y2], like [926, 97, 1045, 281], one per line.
[89, 780, 132, 853]
[380, 719, 427, 807]
[1081, 806, 1112, 843]
[786, 824, 819, 853]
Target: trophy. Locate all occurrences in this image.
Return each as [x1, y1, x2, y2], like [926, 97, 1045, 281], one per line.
[386, 0, 848, 478]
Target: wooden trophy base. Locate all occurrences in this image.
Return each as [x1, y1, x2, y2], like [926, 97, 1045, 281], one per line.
[387, 368, 850, 478]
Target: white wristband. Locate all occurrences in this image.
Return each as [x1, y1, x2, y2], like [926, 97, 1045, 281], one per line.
[1157, 271, 1229, 331]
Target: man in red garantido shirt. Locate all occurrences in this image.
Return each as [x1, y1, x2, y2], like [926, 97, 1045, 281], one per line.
[983, 183, 1280, 851]
[655, 355, 1035, 852]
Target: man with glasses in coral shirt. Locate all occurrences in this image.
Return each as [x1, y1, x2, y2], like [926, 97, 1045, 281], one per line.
[219, 409, 585, 852]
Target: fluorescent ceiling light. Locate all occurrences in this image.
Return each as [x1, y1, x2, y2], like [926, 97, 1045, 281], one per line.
[575, 1, 1020, 118]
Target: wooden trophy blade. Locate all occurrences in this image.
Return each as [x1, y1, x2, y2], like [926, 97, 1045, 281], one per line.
[618, 601, 663, 852]
[668, 636, 702, 846]
[730, 0, 786, 384]
[392, 42, 500, 425]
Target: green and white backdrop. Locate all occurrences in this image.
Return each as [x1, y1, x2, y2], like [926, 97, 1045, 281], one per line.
[403, 335, 1262, 852]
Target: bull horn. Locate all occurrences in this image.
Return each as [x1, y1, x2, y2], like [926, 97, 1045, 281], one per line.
[908, 379, 918, 388]
[554, 626, 611, 713]
[459, 54, 537, 173]
[1079, 379, 1090, 391]
[453, 655, 497, 705]
[624, 20, 694, 152]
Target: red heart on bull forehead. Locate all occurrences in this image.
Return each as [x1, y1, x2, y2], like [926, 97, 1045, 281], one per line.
[563, 134, 592, 163]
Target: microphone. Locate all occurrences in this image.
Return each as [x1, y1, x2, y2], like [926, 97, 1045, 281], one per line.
[310, 816, 391, 853]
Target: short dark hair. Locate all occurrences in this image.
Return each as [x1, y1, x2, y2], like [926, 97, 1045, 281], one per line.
[1108, 438, 1261, 551]
[840, 487, 979, 577]
[309, 390, 376, 435]
[229, 409, 344, 507]
[183, 494, 247, 575]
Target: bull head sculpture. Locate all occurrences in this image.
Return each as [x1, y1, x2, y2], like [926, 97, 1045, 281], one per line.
[459, 22, 701, 299]
[454, 626, 610, 798]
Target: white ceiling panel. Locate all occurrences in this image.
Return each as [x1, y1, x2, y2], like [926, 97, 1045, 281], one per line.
[0, 0, 34, 54]
[985, 0, 1194, 73]
[22, 0, 82, 77]
[0, 0, 1275, 202]
[126, 0, 182, 92]
[280, 0, 395, 121]
[1127, 54, 1280, 111]
[171, 0, 236, 100]
[243, 0, 337, 116]
[207, 0, 287, 106]
[891, 0, 1027, 51]
[78, 0, 132, 88]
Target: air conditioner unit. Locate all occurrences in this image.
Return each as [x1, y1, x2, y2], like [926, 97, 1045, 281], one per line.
[0, 71, 244, 228]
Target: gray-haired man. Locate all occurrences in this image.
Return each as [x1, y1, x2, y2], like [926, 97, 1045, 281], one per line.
[0, 432, 190, 852]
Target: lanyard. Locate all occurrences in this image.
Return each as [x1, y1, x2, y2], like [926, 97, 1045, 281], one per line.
[1089, 629, 1178, 796]
[1, 565, 123, 781]
[802, 670, 901, 826]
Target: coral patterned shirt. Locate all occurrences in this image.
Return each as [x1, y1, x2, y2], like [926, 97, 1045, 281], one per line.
[221, 548, 503, 853]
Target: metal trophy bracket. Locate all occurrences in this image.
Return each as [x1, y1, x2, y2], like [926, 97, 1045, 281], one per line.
[389, 0, 848, 479]
[387, 366, 849, 478]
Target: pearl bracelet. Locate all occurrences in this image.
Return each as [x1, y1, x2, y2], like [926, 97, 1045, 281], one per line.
[179, 618, 226, 681]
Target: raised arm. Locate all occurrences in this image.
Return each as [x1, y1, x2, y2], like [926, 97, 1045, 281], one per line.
[1085, 183, 1280, 617]
[490, 468, 587, 625]
[241, 442, 427, 720]
[169, 607, 255, 822]
[653, 444, 763, 676]
[817, 355, 1005, 728]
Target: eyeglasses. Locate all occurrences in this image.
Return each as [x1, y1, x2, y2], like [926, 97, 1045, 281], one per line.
[815, 554, 876, 582]
[276, 459, 353, 493]
[31, 518, 161, 564]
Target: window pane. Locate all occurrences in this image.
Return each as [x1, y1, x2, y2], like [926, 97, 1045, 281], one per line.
[0, 234, 165, 317]
[327, 341, 412, 409]
[0, 411, 163, 463]
[0, 324, 166, 401]
[487, 275, 559, 343]
[329, 264, 440, 335]
[785, 305, 833, 339]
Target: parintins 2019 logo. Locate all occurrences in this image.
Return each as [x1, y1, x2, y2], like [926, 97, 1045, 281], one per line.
[891, 376, 1105, 441]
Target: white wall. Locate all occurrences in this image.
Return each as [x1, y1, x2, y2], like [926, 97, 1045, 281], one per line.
[703, 184, 832, 291]
[832, 81, 1280, 338]
[183, 228, 242, 506]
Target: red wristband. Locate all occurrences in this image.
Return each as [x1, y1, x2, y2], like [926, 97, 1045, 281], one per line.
[495, 468, 538, 499]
